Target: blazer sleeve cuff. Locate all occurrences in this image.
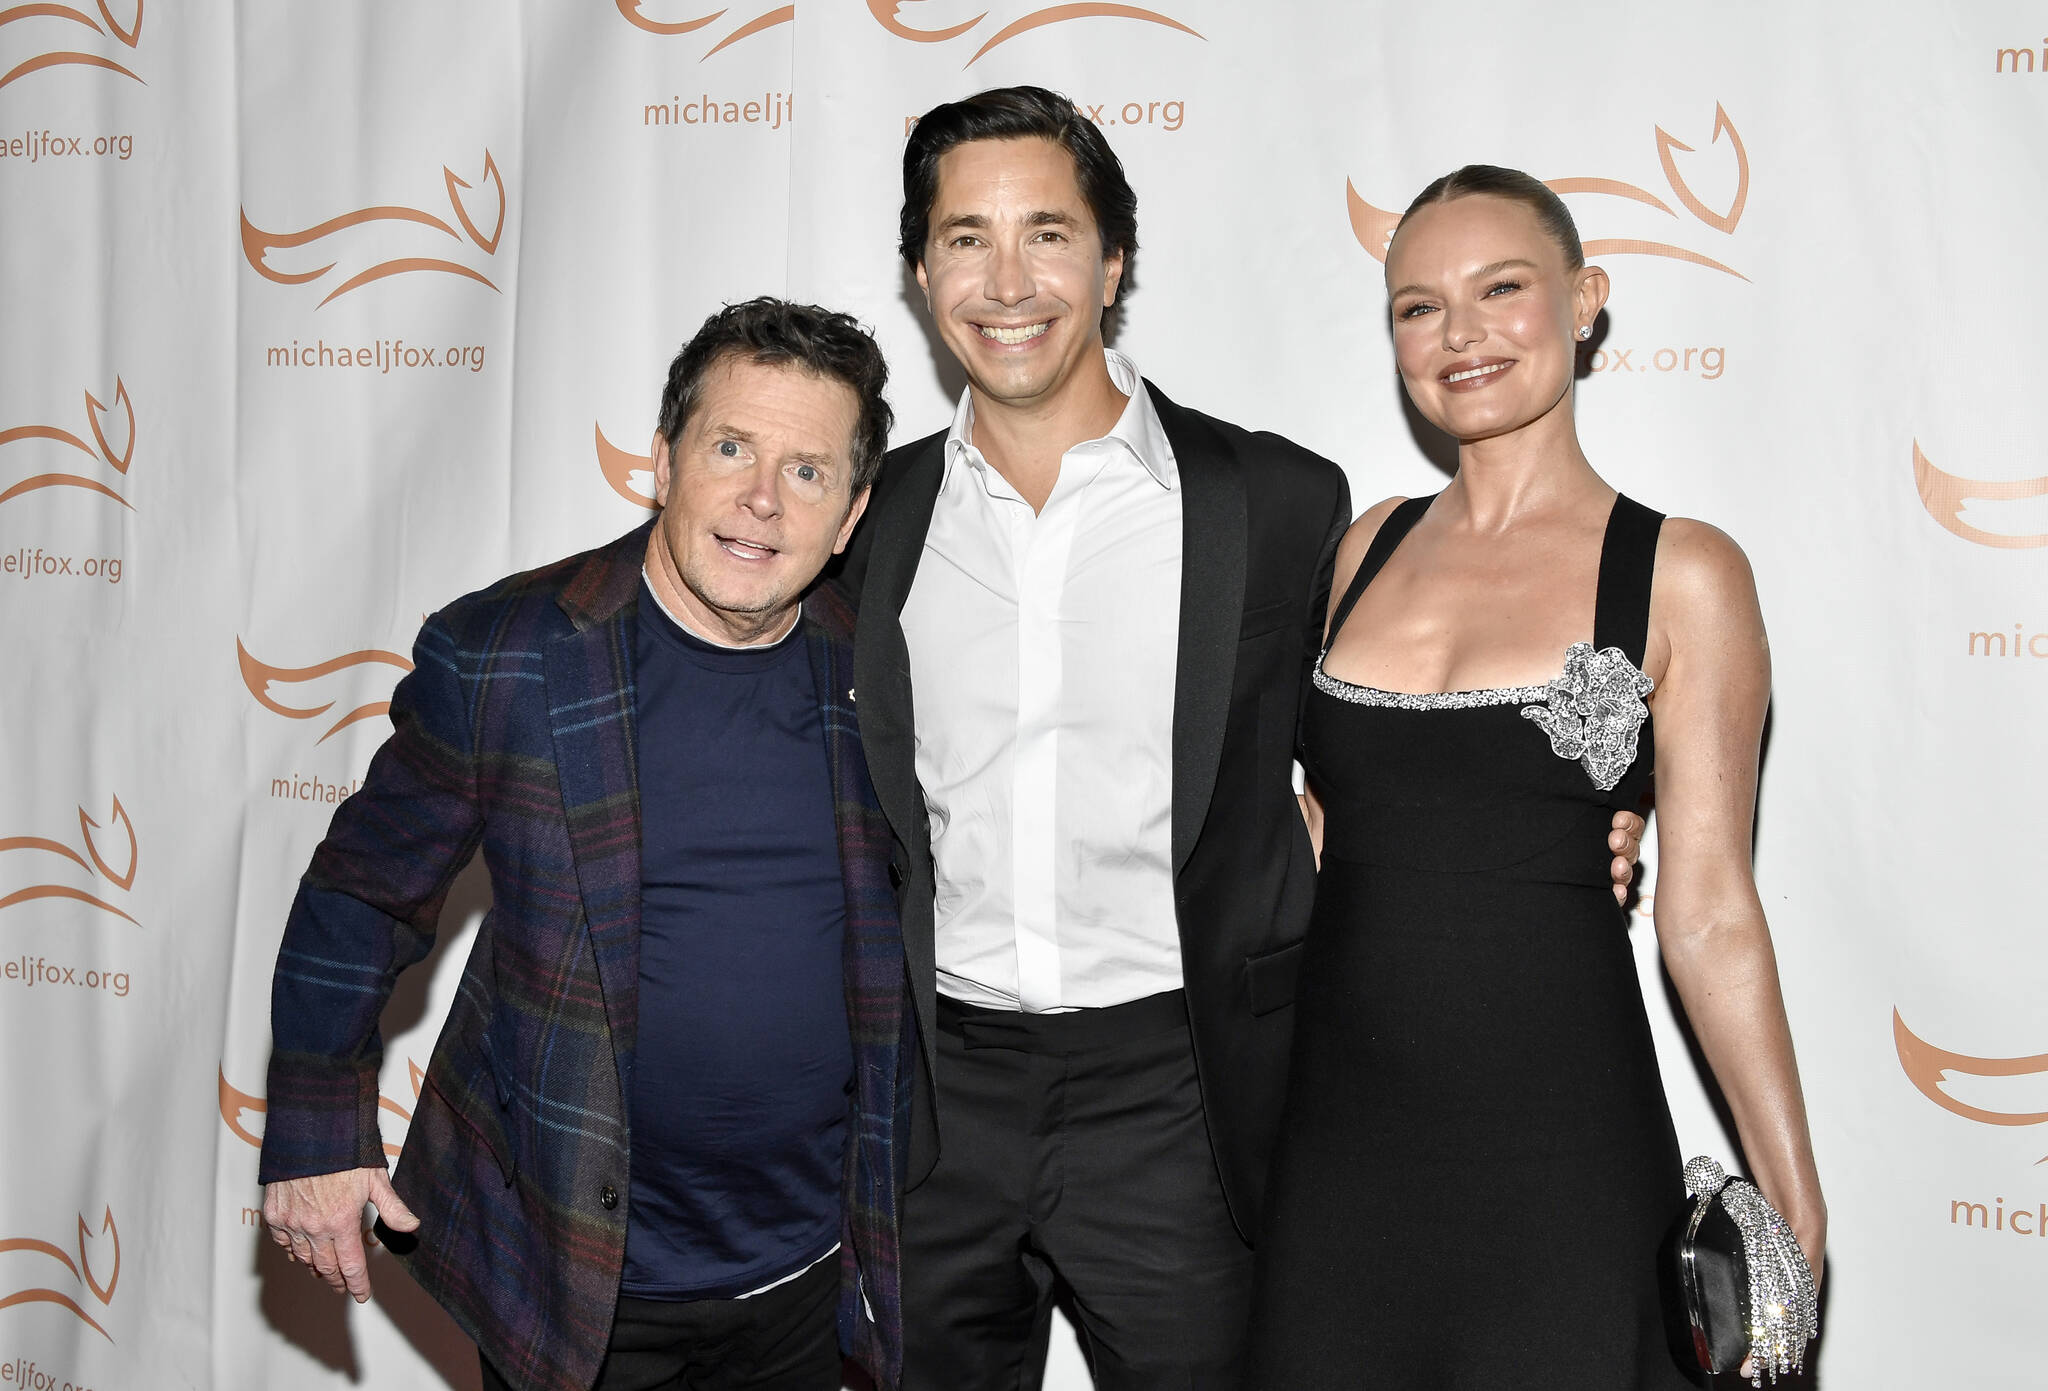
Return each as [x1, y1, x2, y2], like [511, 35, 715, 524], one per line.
[256, 1053, 390, 1184]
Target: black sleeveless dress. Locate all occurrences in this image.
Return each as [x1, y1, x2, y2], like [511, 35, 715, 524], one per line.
[1244, 494, 1694, 1389]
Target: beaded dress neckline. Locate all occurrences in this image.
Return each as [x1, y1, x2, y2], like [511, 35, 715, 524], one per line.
[1311, 651, 1554, 710]
[1311, 494, 1663, 793]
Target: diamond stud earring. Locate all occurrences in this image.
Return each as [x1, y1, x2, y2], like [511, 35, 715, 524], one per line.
[1577, 325, 1592, 340]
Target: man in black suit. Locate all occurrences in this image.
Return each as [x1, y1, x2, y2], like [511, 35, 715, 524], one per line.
[844, 87, 1641, 1390]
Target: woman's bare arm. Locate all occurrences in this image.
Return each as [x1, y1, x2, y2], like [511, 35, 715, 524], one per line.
[1644, 520, 1825, 1274]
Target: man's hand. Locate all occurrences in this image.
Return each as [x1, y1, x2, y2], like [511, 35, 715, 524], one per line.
[262, 1166, 419, 1302]
[1609, 810, 1646, 904]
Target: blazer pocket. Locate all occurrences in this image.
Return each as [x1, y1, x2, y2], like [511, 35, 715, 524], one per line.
[1238, 598, 1298, 642]
[484, 1009, 518, 1107]
[1244, 938, 1305, 1016]
[468, 1018, 521, 1184]
[418, 1046, 519, 1188]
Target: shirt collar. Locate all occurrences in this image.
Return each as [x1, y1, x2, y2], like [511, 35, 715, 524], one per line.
[941, 348, 1178, 495]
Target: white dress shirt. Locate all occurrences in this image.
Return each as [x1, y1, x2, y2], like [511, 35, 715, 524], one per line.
[902, 349, 1183, 1013]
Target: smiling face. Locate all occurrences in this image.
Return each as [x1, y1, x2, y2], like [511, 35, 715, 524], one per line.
[915, 136, 1124, 414]
[650, 354, 868, 644]
[1385, 193, 1608, 446]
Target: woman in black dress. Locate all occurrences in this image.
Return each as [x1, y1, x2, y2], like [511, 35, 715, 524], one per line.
[1244, 168, 1825, 1388]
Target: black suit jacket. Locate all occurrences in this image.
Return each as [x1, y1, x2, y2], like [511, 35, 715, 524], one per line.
[842, 379, 1351, 1239]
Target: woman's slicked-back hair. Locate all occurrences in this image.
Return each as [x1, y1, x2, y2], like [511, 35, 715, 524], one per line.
[1399, 165, 1584, 270]
[899, 85, 1138, 304]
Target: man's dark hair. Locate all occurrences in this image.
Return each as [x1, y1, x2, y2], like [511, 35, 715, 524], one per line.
[899, 85, 1138, 306]
[656, 297, 894, 500]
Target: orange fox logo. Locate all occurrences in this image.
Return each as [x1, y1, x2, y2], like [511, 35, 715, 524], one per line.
[615, 0, 793, 60]
[0, 379, 135, 511]
[1348, 104, 1751, 281]
[0, 796, 138, 925]
[869, 1, 1202, 66]
[1895, 1010, 2048, 1161]
[596, 424, 659, 510]
[237, 639, 414, 743]
[0, 1207, 120, 1341]
[221, 1060, 425, 1160]
[217, 1067, 266, 1150]
[1912, 442, 2048, 550]
[0, 0, 142, 90]
[240, 151, 505, 308]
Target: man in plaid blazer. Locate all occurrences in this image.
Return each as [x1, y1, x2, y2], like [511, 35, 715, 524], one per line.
[257, 299, 913, 1391]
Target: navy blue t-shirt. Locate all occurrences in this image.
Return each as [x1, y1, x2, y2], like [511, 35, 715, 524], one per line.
[621, 583, 851, 1300]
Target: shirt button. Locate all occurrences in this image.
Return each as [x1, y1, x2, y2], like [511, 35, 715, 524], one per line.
[599, 1185, 618, 1210]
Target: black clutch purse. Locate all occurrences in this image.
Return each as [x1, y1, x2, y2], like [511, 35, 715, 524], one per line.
[1660, 1156, 1817, 1386]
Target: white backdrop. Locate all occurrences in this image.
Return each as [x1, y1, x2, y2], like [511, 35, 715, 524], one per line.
[3, 2, 2044, 1387]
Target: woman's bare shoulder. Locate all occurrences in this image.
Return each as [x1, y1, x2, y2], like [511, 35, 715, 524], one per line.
[1649, 517, 1769, 683]
[1654, 517, 1760, 616]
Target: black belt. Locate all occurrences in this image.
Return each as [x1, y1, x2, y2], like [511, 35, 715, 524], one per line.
[936, 988, 1189, 1052]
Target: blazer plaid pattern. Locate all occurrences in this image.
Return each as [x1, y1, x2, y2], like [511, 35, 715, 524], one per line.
[259, 521, 911, 1391]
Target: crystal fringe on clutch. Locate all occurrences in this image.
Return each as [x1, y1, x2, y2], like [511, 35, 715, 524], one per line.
[1682, 1156, 1820, 1386]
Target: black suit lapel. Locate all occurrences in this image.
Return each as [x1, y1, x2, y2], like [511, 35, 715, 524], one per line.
[1148, 381, 1247, 875]
[852, 435, 945, 852]
[852, 434, 945, 1092]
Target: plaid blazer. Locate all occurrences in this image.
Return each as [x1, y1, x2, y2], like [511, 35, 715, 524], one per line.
[259, 522, 911, 1391]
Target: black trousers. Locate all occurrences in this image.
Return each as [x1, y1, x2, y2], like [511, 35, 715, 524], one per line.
[901, 990, 1255, 1391]
[480, 1253, 841, 1391]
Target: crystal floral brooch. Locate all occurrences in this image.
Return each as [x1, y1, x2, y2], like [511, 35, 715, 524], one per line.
[1519, 642, 1653, 791]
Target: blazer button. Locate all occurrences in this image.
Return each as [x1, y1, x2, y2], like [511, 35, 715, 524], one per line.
[599, 1184, 618, 1210]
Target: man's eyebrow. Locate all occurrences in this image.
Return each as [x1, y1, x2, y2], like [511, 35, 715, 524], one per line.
[933, 210, 1081, 237]
[789, 450, 836, 470]
[707, 423, 756, 442]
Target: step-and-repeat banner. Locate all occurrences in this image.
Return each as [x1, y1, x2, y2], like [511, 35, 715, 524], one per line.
[3, 3, 2042, 1387]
